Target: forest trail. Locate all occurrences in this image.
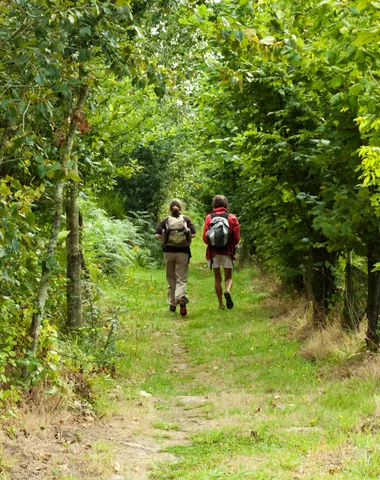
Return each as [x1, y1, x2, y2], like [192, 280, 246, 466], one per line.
[1, 239, 380, 479]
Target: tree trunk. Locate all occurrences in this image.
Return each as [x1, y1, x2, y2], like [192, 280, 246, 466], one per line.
[29, 83, 88, 357]
[79, 209, 90, 276]
[65, 85, 89, 329]
[290, 272, 306, 295]
[342, 251, 358, 330]
[66, 187, 82, 328]
[29, 180, 65, 356]
[66, 165, 82, 328]
[311, 246, 337, 327]
[366, 242, 380, 351]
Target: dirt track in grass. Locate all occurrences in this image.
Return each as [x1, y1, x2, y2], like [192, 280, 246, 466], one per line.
[3, 247, 379, 480]
[1, 316, 263, 480]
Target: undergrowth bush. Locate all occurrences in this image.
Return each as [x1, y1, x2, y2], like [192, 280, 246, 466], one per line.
[0, 195, 164, 412]
[95, 190, 127, 220]
[80, 199, 160, 274]
[127, 210, 163, 266]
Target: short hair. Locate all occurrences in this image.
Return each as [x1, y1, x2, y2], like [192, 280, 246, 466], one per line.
[212, 195, 228, 209]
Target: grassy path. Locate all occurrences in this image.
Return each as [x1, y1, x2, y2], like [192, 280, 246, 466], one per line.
[2, 238, 380, 479]
[98, 238, 380, 479]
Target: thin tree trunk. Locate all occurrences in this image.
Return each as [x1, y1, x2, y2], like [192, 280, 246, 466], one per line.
[311, 246, 337, 327]
[343, 251, 358, 330]
[66, 84, 89, 328]
[366, 242, 380, 351]
[79, 209, 90, 276]
[29, 83, 88, 356]
[66, 166, 82, 328]
[29, 180, 65, 355]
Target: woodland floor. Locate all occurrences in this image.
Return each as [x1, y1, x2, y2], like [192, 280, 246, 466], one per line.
[1, 239, 380, 479]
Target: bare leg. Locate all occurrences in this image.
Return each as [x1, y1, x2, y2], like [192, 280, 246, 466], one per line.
[224, 267, 232, 293]
[213, 267, 224, 308]
[224, 267, 234, 309]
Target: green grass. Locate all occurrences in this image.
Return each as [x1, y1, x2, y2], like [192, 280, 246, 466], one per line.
[152, 420, 179, 431]
[96, 236, 380, 479]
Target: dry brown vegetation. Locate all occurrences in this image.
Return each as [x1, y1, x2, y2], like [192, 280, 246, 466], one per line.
[260, 284, 380, 383]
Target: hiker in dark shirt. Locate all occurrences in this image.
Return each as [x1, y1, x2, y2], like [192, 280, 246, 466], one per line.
[155, 199, 196, 317]
[203, 195, 240, 310]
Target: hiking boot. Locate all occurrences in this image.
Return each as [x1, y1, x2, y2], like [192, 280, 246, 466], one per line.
[169, 305, 176, 312]
[179, 299, 187, 317]
[224, 292, 234, 310]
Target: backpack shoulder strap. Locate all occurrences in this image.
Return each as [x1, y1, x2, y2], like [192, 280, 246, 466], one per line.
[163, 217, 170, 246]
[167, 214, 180, 225]
[180, 214, 188, 229]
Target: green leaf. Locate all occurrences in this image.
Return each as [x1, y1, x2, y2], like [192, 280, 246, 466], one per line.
[287, 52, 301, 65]
[368, 99, 377, 114]
[45, 255, 58, 270]
[67, 171, 83, 182]
[79, 26, 91, 37]
[35, 74, 45, 85]
[58, 230, 71, 240]
[260, 35, 275, 45]
[322, 224, 339, 237]
[78, 49, 90, 62]
[357, 0, 370, 11]
[37, 164, 47, 179]
[330, 76, 343, 88]
[330, 92, 345, 106]
[25, 211, 36, 226]
[0, 99, 11, 109]
[340, 223, 351, 233]
[234, 30, 244, 42]
[326, 51, 336, 65]
[347, 95, 358, 112]
[354, 48, 366, 64]
[10, 179, 21, 189]
[121, 5, 133, 20]
[154, 82, 166, 98]
[11, 239, 19, 253]
[196, 4, 209, 17]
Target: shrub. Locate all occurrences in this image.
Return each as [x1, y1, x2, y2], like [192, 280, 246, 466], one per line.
[80, 199, 160, 274]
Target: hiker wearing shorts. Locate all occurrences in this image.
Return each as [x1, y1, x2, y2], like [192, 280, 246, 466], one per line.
[155, 199, 196, 317]
[203, 195, 240, 310]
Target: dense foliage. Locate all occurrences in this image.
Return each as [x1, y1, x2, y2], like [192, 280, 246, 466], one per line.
[180, 0, 380, 340]
[1, 0, 380, 409]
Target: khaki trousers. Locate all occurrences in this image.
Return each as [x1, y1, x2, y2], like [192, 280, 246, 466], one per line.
[164, 252, 189, 306]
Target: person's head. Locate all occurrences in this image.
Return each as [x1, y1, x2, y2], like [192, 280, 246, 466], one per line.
[169, 198, 182, 217]
[212, 195, 228, 209]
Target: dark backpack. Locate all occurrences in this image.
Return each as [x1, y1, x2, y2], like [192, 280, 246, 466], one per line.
[206, 212, 231, 250]
[163, 215, 191, 248]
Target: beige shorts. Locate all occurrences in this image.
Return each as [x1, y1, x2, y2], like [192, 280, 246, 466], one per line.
[208, 254, 233, 269]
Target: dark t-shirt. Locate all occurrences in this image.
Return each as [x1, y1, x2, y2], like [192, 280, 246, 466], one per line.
[155, 215, 196, 254]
